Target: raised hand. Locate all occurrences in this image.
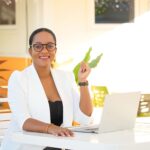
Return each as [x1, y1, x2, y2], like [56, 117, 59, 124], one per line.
[78, 62, 91, 82]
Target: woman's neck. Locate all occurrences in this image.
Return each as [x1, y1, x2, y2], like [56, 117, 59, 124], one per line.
[34, 65, 52, 79]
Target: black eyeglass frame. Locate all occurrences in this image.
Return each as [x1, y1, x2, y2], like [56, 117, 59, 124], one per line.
[30, 42, 57, 52]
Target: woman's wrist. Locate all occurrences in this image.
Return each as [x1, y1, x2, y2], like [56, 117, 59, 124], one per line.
[44, 124, 53, 134]
[78, 80, 88, 86]
[45, 124, 50, 133]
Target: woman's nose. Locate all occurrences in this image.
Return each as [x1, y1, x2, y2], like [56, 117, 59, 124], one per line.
[41, 45, 49, 53]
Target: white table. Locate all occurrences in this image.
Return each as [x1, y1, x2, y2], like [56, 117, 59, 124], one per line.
[12, 129, 150, 150]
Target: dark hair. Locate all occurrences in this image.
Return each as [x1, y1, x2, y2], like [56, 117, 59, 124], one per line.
[29, 28, 57, 46]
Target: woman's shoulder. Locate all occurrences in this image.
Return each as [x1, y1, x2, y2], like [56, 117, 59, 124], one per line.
[9, 65, 32, 81]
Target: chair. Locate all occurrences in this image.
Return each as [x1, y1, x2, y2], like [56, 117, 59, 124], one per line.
[138, 94, 150, 117]
[91, 85, 109, 107]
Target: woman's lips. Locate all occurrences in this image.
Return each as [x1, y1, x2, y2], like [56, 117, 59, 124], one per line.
[39, 56, 50, 60]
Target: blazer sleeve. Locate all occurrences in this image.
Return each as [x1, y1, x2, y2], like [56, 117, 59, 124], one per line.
[68, 72, 93, 125]
[8, 71, 31, 130]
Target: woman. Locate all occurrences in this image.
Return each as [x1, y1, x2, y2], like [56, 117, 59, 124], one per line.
[0, 28, 93, 150]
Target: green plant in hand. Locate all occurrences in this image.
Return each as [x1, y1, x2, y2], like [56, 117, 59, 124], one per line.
[73, 47, 103, 83]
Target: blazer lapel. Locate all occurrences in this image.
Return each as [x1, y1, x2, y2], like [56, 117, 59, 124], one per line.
[27, 65, 50, 123]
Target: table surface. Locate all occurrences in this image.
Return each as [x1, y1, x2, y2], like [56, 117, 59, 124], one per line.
[12, 127, 150, 150]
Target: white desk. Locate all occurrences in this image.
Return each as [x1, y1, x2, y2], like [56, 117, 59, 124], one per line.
[12, 129, 150, 150]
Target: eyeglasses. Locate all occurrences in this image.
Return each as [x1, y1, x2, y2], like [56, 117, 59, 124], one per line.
[30, 43, 56, 52]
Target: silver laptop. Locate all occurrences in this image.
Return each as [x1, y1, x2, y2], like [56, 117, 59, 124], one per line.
[69, 92, 141, 133]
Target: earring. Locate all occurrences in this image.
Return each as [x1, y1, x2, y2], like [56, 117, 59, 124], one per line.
[51, 59, 56, 68]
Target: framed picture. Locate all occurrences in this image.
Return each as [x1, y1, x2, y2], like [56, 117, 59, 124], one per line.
[0, 0, 16, 27]
[95, 0, 134, 23]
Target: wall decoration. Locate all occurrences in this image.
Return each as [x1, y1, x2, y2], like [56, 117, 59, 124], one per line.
[0, 0, 16, 25]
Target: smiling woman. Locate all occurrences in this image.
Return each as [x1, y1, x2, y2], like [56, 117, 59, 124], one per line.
[29, 28, 57, 69]
[1, 28, 94, 150]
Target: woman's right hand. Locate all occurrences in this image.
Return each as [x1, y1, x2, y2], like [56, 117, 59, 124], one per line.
[47, 124, 74, 137]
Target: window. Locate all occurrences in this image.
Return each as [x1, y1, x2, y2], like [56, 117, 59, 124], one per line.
[95, 0, 134, 23]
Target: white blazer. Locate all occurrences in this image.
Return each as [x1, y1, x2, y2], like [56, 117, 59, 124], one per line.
[1, 64, 92, 150]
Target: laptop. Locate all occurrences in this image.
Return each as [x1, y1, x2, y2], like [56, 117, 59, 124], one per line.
[68, 92, 141, 133]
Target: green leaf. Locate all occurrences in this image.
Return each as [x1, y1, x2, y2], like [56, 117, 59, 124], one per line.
[89, 53, 103, 68]
[83, 47, 92, 62]
[73, 63, 80, 83]
[73, 47, 103, 84]
[73, 47, 93, 83]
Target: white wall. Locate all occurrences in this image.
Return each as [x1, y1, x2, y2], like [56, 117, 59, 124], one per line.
[27, 0, 44, 38]
[43, 0, 91, 55]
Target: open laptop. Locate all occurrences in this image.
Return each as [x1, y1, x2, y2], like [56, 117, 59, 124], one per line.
[69, 92, 141, 133]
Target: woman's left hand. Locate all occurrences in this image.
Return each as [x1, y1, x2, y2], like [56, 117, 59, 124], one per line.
[78, 62, 91, 82]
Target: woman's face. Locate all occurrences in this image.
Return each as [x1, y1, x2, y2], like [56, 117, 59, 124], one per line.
[29, 31, 56, 68]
